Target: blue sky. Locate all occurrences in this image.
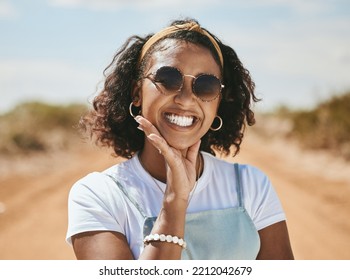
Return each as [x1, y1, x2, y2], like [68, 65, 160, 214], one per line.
[1, 0, 349, 113]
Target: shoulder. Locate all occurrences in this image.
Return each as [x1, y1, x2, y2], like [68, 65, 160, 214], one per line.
[203, 152, 273, 199]
[202, 153, 285, 229]
[68, 172, 114, 206]
[236, 163, 270, 184]
[235, 164, 286, 229]
[202, 152, 268, 180]
[201, 152, 234, 170]
[233, 163, 273, 201]
[68, 158, 137, 202]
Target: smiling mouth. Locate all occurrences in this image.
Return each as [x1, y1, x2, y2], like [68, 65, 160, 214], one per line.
[165, 113, 196, 127]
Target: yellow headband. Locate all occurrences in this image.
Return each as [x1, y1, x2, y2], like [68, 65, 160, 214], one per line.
[139, 22, 224, 67]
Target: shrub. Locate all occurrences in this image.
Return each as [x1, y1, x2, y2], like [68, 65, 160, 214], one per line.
[289, 92, 350, 159]
[0, 102, 87, 155]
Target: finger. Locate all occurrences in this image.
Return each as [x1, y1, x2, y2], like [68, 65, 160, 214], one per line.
[135, 116, 170, 156]
[134, 116, 160, 137]
[146, 134, 184, 185]
[147, 133, 173, 161]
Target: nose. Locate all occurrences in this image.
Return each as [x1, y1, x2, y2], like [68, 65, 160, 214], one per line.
[174, 75, 196, 105]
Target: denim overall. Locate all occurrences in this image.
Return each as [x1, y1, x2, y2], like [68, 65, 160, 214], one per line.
[110, 163, 260, 259]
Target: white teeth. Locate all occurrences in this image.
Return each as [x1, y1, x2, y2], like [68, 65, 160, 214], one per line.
[165, 114, 194, 127]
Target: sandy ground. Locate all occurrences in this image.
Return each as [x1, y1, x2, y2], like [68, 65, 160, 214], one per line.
[0, 132, 349, 260]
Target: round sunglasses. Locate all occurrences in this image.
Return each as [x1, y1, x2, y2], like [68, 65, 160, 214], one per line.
[144, 66, 224, 102]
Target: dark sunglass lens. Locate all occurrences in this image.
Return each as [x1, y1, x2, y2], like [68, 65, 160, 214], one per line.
[154, 67, 182, 91]
[193, 75, 221, 100]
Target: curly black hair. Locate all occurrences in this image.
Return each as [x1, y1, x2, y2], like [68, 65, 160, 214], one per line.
[80, 18, 260, 159]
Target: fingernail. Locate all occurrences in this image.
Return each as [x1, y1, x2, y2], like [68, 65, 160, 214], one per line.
[147, 134, 157, 141]
[137, 126, 144, 131]
[134, 115, 142, 123]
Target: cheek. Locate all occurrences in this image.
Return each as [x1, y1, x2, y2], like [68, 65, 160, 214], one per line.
[139, 84, 158, 115]
[203, 102, 220, 124]
[140, 101, 156, 121]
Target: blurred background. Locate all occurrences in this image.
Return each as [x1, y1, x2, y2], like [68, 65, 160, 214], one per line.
[0, 0, 349, 259]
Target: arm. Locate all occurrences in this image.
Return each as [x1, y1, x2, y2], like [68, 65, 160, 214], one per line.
[71, 116, 199, 260]
[136, 116, 199, 259]
[256, 221, 294, 260]
[71, 197, 189, 260]
[72, 231, 134, 260]
[71, 220, 294, 259]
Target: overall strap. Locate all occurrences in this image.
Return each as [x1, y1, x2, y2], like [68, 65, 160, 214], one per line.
[105, 174, 147, 219]
[234, 163, 244, 208]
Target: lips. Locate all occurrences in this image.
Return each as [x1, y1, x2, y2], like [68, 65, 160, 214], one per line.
[164, 113, 196, 127]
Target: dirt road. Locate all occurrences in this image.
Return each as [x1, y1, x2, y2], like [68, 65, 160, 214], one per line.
[1, 133, 349, 259]
[0, 146, 118, 260]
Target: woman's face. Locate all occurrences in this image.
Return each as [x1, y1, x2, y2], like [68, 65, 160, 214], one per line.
[136, 39, 222, 151]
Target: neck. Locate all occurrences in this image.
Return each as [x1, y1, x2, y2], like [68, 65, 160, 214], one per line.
[139, 144, 167, 183]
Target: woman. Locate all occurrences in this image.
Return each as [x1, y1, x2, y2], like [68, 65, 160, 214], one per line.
[66, 18, 294, 260]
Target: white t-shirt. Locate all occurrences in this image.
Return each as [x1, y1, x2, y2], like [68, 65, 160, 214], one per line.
[66, 151, 286, 258]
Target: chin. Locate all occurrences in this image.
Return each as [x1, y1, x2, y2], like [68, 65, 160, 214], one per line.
[166, 138, 198, 152]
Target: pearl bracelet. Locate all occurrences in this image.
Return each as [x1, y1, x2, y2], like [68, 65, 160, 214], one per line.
[143, 233, 187, 249]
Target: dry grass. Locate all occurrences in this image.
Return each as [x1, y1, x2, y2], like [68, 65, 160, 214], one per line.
[0, 101, 87, 156]
[254, 91, 350, 161]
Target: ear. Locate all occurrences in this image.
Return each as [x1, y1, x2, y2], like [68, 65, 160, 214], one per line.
[131, 80, 142, 107]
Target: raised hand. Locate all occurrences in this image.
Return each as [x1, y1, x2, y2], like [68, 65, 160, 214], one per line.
[135, 115, 201, 202]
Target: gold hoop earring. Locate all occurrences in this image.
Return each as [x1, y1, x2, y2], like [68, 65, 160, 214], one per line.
[129, 102, 141, 118]
[210, 116, 223, 131]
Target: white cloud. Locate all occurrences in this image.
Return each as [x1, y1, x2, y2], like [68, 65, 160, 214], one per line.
[242, 0, 338, 15]
[2, 0, 348, 113]
[0, 59, 102, 112]
[264, 19, 349, 84]
[218, 12, 350, 110]
[0, 0, 19, 19]
[48, 0, 214, 11]
[48, 0, 347, 20]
